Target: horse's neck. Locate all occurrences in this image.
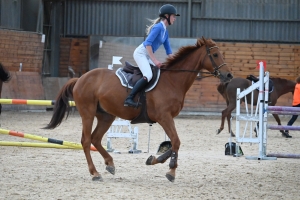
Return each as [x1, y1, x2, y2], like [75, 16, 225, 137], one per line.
[165, 49, 204, 91]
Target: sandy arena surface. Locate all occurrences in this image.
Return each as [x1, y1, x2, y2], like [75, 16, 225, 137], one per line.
[0, 111, 300, 200]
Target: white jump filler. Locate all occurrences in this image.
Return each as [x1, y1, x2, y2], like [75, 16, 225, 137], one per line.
[106, 118, 141, 154]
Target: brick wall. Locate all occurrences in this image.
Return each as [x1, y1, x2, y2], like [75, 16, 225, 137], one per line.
[220, 42, 300, 81]
[59, 38, 88, 77]
[0, 29, 44, 73]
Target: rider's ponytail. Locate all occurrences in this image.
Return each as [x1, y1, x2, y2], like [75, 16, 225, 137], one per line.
[145, 17, 161, 35]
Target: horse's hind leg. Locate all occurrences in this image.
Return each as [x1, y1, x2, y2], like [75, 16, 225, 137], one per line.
[80, 114, 102, 181]
[92, 113, 116, 176]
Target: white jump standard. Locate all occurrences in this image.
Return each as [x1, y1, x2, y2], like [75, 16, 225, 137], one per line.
[235, 61, 276, 160]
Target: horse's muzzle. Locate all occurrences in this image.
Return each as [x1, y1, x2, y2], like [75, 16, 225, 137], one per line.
[220, 72, 233, 83]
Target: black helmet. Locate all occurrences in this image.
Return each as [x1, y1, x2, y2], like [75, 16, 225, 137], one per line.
[159, 4, 180, 17]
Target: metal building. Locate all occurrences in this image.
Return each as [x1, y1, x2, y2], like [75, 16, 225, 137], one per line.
[0, 0, 299, 76]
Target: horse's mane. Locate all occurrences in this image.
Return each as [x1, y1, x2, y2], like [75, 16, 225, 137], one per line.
[0, 63, 11, 82]
[164, 38, 216, 68]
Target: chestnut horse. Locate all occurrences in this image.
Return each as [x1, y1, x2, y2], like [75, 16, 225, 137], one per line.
[45, 37, 233, 182]
[0, 63, 11, 114]
[217, 77, 296, 136]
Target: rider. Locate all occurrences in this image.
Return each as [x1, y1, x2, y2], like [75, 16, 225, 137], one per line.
[124, 4, 180, 107]
[283, 76, 300, 138]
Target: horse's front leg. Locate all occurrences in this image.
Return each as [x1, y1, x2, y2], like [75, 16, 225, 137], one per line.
[217, 100, 230, 135]
[217, 108, 227, 134]
[146, 149, 172, 165]
[145, 118, 180, 182]
[226, 113, 235, 137]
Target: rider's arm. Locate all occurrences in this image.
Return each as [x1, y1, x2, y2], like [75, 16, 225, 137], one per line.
[145, 46, 162, 67]
[144, 25, 163, 67]
[163, 32, 172, 56]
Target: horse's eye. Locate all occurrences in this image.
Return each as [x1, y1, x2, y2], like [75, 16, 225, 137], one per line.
[213, 53, 218, 57]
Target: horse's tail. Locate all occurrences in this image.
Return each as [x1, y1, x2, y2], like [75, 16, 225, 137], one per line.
[0, 63, 11, 82]
[44, 78, 78, 129]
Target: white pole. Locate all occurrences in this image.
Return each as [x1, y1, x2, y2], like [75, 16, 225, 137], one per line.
[263, 72, 269, 157]
[258, 61, 265, 159]
[236, 88, 241, 140]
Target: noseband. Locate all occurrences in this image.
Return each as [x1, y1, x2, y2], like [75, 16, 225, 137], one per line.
[205, 46, 227, 78]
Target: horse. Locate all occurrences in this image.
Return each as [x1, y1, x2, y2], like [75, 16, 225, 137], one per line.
[0, 63, 11, 114]
[44, 37, 233, 182]
[216, 77, 296, 136]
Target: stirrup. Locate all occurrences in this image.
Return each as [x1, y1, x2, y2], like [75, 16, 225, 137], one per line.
[124, 99, 141, 108]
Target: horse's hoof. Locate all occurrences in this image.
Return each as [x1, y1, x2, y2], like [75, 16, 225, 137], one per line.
[230, 132, 235, 137]
[106, 165, 115, 175]
[165, 173, 175, 182]
[92, 175, 103, 181]
[145, 155, 155, 165]
[216, 129, 221, 135]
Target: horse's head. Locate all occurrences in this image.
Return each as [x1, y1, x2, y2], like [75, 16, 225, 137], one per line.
[199, 36, 233, 83]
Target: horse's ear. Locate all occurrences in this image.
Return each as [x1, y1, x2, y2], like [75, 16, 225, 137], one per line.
[202, 36, 207, 45]
[197, 38, 202, 47]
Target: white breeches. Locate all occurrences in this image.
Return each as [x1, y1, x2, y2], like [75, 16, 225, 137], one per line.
[133, 44, 155, 82]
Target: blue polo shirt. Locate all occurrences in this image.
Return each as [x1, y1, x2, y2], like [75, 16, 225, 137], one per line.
[143, 21, 172, 55]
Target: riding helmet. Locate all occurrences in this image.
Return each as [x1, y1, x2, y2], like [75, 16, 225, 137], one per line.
[159, 4, 180, 17]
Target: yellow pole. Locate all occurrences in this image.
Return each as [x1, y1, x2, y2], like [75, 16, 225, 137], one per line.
[0, 141, 76, 149]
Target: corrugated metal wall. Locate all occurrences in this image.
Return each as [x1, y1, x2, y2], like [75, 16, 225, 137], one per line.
[0, 0, 42, 32]
[194, 0, 299, 42]
[1, 0, 297, 42]
[64, 1, 187, 37]
[0, 0, 22, 29]
[1, 0, 298, 77]
[63, 0, 300, 43]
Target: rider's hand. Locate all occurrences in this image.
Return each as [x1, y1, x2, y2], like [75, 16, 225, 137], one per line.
[168, 54, 174, 59]
[154, 60, 162, 68]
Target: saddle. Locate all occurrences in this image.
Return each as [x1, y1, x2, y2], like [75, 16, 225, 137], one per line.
[121, 61, 160, 90]
[115, 61, 160, 124]
[246, 74, 274, 93]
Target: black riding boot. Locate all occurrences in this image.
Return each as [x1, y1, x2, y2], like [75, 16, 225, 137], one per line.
[124, 77, 148, 107]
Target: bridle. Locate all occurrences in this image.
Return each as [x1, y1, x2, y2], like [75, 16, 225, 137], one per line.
[203, 46, 227, 78]
[160, 45, 227, 79]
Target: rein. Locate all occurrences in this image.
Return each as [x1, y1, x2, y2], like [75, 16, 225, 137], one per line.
[160, 45, 227, 79]
[159, 68, 199, 73]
